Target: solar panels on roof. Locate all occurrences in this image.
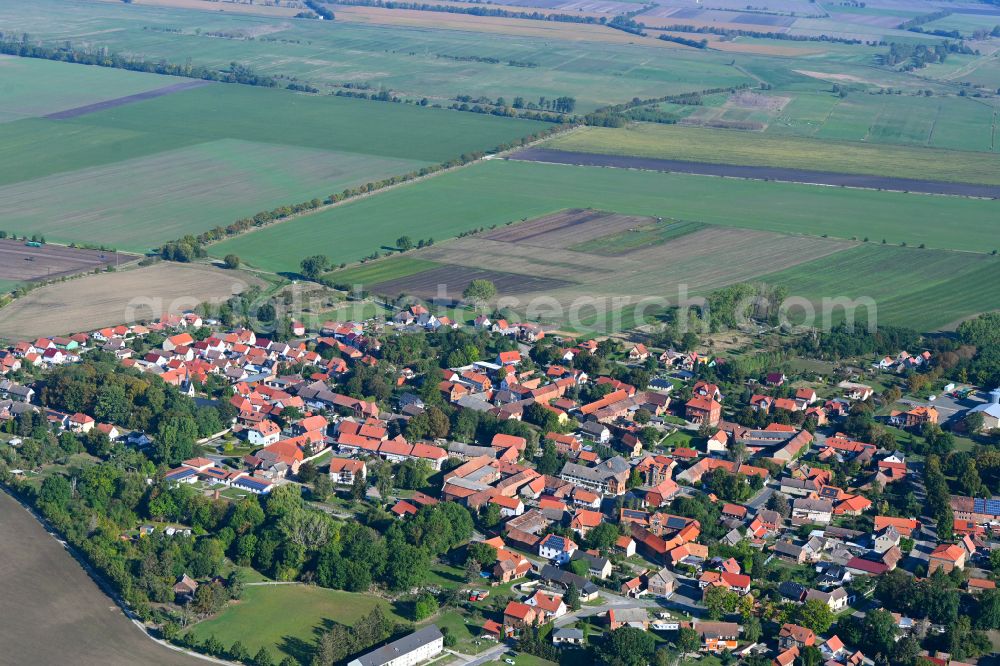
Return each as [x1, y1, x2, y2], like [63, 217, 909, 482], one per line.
[235, 477, 272, 492]
[974, 498, 1000, 515]
[166, 468, 197, 480]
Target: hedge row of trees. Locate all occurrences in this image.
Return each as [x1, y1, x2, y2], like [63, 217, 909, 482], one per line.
[880, 41, 976, 70]
[658, 34, 708, 48]
[0, 36, 278, 87]
[582, 84, 748, 127]
[158, 125, 562, 267]
[319, 0, 614, 25]
[653, 23, 866, 44]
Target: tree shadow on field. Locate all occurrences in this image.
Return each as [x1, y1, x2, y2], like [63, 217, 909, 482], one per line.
[278, 634, 316, 664]
[392, 598, 414, 621]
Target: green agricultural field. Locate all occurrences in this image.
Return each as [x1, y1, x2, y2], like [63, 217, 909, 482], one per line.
[755, 244, 1000, 330]
[0, 55, 186, 124]
[0, 57, 544, 249]
[0, 0, 755, 112]
[185, 584, 409, 662]
[921, 12, 1000, 34]
[210, 159, 1000, 272]
[325, 257, 442, 286]
[545, 123, 1000, 183]
[0, 139, 427, 250]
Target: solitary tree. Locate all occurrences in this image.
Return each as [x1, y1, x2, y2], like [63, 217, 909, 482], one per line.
[396, 236, 414, 251]
[223, 254, 240, 269]
[300, 255, 330, 280]
[462, 279, 497, 307]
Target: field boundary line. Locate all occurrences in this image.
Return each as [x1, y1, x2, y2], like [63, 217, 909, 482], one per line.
[203, 125, 585, 258]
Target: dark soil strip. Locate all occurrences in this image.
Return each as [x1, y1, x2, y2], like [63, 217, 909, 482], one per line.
[370, 265, 575, 301]
[45, 80, 214, 120]
[510, 147, 1000, 199]
[481, 208, 610, 243]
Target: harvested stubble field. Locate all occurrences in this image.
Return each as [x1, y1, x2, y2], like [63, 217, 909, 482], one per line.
[212, 159, 1000, 272]
[0, 263, 262, 339]
[0, 239, 126, 285]
[330, 5, 682, 45]
[545, 124, 1000, 185]
[0, 492, 199, 665]
[353, 210, 855, 325]
[478, 209, 658, 247]
[404, 224, 853, 301]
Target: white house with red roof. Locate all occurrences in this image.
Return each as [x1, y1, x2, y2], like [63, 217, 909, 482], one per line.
[68, 412, 95, 433]
[247, 420, 281, 447]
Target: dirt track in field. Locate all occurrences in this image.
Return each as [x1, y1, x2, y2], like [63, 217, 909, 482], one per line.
[510, 147, 1000, 198]
[0, 263, 261, 339]
[45, 80, 213, 120]
[0, 491, 201, 665]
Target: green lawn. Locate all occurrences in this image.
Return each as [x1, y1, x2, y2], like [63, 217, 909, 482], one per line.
[210, 159, 1000, 272]
[663, 430, 695, 448]
[546, 122, 1000, 184]
[186, 584, 409, 663]
[487, 653, 558, 666]
[429, 610, 491, 655]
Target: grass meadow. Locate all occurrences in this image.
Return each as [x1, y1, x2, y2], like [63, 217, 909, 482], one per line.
[210, 158, 1000, 272]
[546, 124, 1000, 184]
[185, 584, 409, 663]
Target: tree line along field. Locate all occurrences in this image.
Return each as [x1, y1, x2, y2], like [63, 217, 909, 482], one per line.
[0, 55, 189, 123]
[0, 58, 546, 251]
[544, 123, 1000, 185]
[0, 0, 756, 112]
[209, 158, 1000, 273]
[5, 0, 996, 147]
